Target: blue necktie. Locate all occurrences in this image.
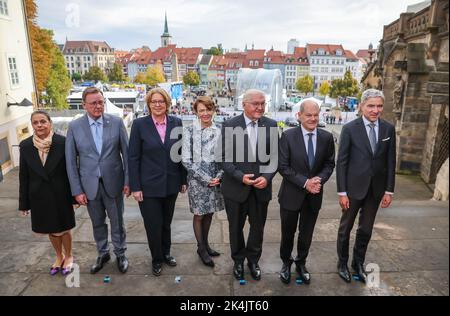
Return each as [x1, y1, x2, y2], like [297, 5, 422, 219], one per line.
[369, 123, 377, 154]
[93, 121, 102, 154]
[307, 133, 315, 168]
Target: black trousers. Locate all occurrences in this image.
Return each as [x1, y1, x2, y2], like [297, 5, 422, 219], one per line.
[139, 194, 178, 264]
[280, 198, 320, 265]
[337, 186, 382, 266]
[224, 190, 269, 264]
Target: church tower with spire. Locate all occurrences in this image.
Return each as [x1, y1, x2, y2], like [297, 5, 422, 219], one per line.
[161, 12, 172, 47]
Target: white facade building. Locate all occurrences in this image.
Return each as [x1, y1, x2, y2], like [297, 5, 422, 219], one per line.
[0, 0, 36, 177]
[287, 39, 300, 54]
[63, 40, 115, 76]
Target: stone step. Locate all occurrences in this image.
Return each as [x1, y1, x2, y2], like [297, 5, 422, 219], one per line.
[431, 94, 449, 104]
[427, 82, 449, 94]
[437, 62, 449, 72]
[429, 71, 449, 83]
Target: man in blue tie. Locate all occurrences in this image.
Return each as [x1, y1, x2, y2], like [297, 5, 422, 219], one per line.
[336, 89, 396, 283]
[278, 98, 335, 284]
[66, 87, 130, 274]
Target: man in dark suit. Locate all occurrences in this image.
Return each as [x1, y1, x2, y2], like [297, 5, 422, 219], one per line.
[278, 98, 335, 284]
[220, 89, 278, 281]
[336, 89, 396, 283]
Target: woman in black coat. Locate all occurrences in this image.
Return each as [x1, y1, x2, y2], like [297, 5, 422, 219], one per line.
[19, 110, 76, 276]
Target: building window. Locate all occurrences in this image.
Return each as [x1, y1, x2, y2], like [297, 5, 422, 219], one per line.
[0, 0, 9, 16]
[249, 61, 254, 67]
[7, 56, 19, 86]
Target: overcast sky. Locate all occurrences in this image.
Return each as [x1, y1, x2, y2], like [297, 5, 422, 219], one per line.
[36, 0, 424, 53]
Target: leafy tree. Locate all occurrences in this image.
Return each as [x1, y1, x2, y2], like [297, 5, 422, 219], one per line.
[83, 66, 107, 82]
[45, 45, 72, 109]
[183, 71, 200, 87]
[108, 63, 125, 82]
[133, 72, 146, 84]
[144, 66, 165, 86]
[295, 75, 314, 95]
[318, 81, 330, 96]
[25, 0, 53, 102]
[71, 72, 82, 81]
[207, 46, 223, 56]
[329, 70, 360, 99]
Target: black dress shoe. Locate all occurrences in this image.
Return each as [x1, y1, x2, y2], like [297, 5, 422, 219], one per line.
[206, 246, 221, 257]
[164, 255, 177, 267]
[197, 249, 215, 267]
[90, 253, 111, 274]
[352, 262, 367, 283]
[233, 262, 244, 280]
[279, 262, 292, 284]
[248, 263, 262, 281]
[296, 264, 311, 284]
[117, 255, 129, 273]
[338, 262, 351, 283]
[152, 263, 162, 276]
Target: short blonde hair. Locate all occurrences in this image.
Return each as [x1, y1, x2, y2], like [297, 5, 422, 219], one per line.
[145, 88, 171, 114]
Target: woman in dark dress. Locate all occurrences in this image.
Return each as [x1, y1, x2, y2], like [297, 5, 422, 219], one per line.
[19, 110, 77, 276]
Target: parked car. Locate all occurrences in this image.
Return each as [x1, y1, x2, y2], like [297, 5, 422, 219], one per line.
[285, 116, 299, 127]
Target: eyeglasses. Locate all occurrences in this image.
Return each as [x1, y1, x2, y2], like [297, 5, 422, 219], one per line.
[150, 100, 166, 105]
[86, 100, 104, 106]
[246, 102, 266, 108]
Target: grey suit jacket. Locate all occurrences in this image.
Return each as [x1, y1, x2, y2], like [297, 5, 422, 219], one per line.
[65, 113, 129, 200]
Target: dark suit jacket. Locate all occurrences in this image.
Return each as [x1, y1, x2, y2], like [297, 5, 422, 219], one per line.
[128, 115, 187, 198]
[336, 117, 396, 200]
[19, 134, 75, 233]
[278, 127, 335, 211]
[220, 114, 278, 203]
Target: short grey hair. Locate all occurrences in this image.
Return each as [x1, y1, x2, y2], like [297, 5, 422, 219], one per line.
[361, 89, 385, 104]
[299, 97, 321, 113]
[243, 89, 265, 103]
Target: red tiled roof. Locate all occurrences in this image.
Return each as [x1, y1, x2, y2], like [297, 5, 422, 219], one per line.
[137, 51, 153, 65]
[209, 56, 227, 70]
[246, 49, 265, 59]
[63, 41, 113, 54]
[306, 44, 345, 56]
[356, 49, 370, 58]
[174, 47, 202, 65]
[345, 50, 358, 60]
[294, 47, 307, 59]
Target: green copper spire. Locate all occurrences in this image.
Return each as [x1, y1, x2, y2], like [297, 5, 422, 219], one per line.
[163, 11, 170, 36]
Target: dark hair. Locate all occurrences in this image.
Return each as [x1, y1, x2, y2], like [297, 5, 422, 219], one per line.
[193, 96, 216, 113]
[31, 110, 52, 122]
[82, 87, 104, 103]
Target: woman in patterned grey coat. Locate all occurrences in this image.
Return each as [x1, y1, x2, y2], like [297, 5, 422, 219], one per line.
[182, 96, 224, 267]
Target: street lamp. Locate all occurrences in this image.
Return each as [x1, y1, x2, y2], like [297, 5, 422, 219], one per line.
[7, 98, 33, 107]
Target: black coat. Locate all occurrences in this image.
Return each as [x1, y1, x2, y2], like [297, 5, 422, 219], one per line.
[278, 127, 335, 211]
[128, 115, 187, 198]
[19, 134, 76, 234]
[220, 114, 279, 203]
[336, 117, 396, 200]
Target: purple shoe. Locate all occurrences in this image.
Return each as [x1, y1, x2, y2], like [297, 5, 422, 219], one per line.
[50, 259, 64, 276]
[50, 266, 60, 276]
[61, 262, 74, 276]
